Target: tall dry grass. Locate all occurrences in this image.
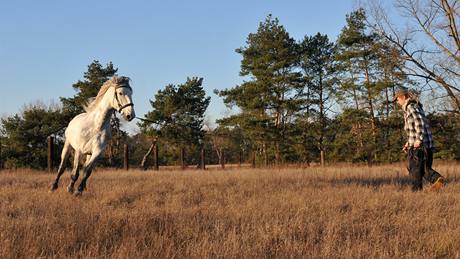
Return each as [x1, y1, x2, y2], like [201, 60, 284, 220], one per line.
[0, 164, 459, 258]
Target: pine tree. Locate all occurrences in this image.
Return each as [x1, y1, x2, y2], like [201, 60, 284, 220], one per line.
[60, 60, 118, 120]
[335, 8, 411, 164]
[216, 15, 304, 165]
[335, 9, 382, 164]
[298, 33, 336, 165]
[139, 77, 210, 166]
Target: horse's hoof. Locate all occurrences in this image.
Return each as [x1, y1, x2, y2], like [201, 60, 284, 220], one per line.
[74, 191, 83, 197]
[67, 186, 74, 193]
[49, 183, 58, 192]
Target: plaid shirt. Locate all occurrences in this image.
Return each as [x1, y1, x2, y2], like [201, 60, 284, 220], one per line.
[403, 100, 434, 148]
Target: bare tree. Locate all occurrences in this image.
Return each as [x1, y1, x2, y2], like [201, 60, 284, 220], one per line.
[140, 137, 157, 170]
[366, 0, 460, 112]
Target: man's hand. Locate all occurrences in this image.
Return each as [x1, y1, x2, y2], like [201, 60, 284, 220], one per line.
[414, 140, 422, 149]
[402, 142, 409, 153]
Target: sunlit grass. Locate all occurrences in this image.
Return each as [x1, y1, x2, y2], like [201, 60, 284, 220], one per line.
[1, 164, 459, 258]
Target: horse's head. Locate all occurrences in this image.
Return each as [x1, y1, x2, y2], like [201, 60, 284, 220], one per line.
[112, 76, 135, 121]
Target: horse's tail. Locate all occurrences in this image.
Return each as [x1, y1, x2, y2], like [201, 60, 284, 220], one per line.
[59, 140, 71, 168]
[50, 139, 72, 191]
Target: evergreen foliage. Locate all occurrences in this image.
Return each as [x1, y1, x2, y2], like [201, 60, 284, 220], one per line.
[0, 104, 66, 168]
[138, 77, 210, 166]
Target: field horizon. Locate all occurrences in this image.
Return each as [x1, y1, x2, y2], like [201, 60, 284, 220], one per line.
[1, 164, 459, 258]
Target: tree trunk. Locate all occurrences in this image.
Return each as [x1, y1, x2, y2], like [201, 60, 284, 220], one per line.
[123, 144, 129, 171]
[349, 71, 360, 110]
[238, 149, 242, 168]
[141, 143, 154, 170]
[275, 142, 281, 167]
[320, 150, 325, 167]
[364, 61, 377, 165]
[212, 141, 224, 167]
[153, 143, 159, 171]
[48, 136, 54, 172]
[200, 147, 205, 170]
[180, 147, 186, 170]
[319, 74, 326, 167]
[107, 143, 114, 166]
[263, 142, 268, 167]
[0, 139, 3, 170]
[384, 80, 392, 162]
[220, 148, 225, 169]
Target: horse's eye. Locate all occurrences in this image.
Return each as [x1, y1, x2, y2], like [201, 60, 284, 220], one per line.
[118, 92, 123, 96]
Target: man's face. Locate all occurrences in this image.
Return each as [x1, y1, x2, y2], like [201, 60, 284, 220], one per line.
[397, 95, 407, 107]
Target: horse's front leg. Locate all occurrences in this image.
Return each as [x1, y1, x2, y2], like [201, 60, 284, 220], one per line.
[74, 151, 101, 196]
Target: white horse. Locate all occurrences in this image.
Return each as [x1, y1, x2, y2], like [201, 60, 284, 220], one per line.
[50, 76, 135, 195]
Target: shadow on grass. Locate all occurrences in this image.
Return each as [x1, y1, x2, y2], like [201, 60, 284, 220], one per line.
[323, 176, 413, 188]
[323, 174, 459, 189]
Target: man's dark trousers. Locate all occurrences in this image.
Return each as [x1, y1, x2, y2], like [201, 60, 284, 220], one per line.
[408, 147, 442, 191]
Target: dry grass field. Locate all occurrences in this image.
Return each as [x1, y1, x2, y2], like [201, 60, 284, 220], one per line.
[1, 164, 460, 258]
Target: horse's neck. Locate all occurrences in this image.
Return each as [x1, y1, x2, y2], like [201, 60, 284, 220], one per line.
[88, 89, 115, 131]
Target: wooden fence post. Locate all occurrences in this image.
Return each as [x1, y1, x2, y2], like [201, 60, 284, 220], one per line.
[153, 143, 159, 171]
[0, 139, 3, 170]
[220, 149, 225, 169]
[200, 147, 206, 170]
[238, 149, 242, 168]
[124, 144, 129, 171]
[48, 136, 54, 172]
[180, 147, 186, 170]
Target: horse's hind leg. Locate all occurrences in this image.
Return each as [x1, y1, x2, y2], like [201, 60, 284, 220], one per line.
[67, 151, 82, 193]
[50, 140, 71, 191]
[75, 152, 100, 196]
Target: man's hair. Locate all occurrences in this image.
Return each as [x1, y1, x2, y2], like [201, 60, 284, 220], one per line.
[393, 87, 420, 102]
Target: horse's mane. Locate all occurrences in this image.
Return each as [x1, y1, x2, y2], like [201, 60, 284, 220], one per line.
[84, 76, 131, 112]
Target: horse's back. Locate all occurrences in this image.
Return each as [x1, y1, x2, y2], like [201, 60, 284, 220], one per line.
[65, 113, 89, 137]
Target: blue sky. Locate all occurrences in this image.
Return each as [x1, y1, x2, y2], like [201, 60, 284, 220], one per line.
[0, 0, 358, 132]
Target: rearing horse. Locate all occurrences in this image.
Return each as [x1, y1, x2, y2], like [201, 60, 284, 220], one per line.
[50, 76, 135, 195]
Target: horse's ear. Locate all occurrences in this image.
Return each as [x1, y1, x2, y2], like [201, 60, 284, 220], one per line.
[117, 76, 131, 86]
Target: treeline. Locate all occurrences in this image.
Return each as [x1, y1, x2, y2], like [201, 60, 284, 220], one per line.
[1, 6, 460, 169]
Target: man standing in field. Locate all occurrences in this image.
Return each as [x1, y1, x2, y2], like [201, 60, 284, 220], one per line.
[394, 87, 446, 191]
